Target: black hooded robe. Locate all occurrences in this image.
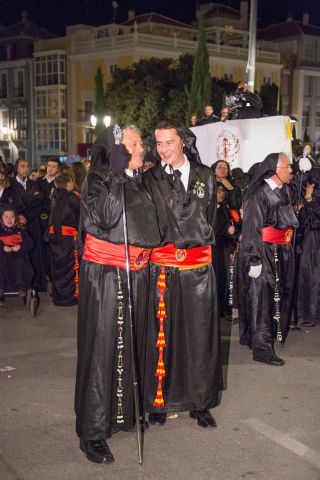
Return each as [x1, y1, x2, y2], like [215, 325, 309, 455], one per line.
[297, 198, 320, 324]
[143, 160, 221, 413]
[240, 154, 299, 354]
[48, 188, 80, 306]
[75, 160, 161, 441]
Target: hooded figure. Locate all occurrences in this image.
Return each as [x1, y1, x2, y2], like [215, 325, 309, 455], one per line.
[75, 124, 160, 464]
[143, 120, 222, 429]
[240, 152, 298, 366]
[296, 166, 320, 326]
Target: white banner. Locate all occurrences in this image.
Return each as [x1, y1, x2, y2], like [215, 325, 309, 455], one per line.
[190, 115, 292, 171]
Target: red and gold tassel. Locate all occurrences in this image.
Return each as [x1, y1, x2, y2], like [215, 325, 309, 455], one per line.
[153, 266, 167, 407]
[73, 233, 80, 299]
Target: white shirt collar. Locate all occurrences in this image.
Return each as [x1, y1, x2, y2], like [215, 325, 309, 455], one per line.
[0, 187, 4, 198]
[161, 155, 190, 191]
[125, 169, 134, 178]
[264, 177, 282, 190]
[16, 175, 27, 189]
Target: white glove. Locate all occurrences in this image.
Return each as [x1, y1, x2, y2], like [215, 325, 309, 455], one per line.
[248, 264, 262, 278]
[299, 157, 312, 172]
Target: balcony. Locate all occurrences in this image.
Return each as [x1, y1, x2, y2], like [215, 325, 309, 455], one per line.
[70, 31, 281, 65]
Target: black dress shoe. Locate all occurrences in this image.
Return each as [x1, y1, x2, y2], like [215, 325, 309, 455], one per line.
[189, 409, 217, 428]
[80, 439, 114, 464]
[253, 352, 285, 366]
[148, 412, 167, 426]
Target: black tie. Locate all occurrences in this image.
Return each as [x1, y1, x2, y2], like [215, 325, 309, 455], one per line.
[173, 169, 186, 207]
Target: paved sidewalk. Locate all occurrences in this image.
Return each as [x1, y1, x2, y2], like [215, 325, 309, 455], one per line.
[0, 294, 319, 480]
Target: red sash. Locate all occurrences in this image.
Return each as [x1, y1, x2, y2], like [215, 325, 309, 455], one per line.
[83, 233, 151, 271]
[150, 243, 212, 270]
[262, 226, 294, 245]
[0, 233, 22, 246]
[49, 226, 78, 236]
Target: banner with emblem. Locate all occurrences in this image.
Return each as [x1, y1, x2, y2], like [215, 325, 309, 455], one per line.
[190, 115, 292, 172]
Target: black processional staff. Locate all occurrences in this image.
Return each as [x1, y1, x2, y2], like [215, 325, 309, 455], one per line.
[113, 124, 144, 465]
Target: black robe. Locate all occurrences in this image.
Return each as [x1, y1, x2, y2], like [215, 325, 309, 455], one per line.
[241, 182, 299, 353]
[214, 203, 235, 317]
[48, 189, 80, 306]
[143, 161, 221, 413]
[75, 166, 161, 441]
[0, 224, 33, 293]
[10, 177, 47, 291]
[297, 198, 320, 324]
[38, 177, 55, 280]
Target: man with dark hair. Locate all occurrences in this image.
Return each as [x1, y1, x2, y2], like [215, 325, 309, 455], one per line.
[240, 153, 299, 366]
[11, 158, 47, 291]
[75, 125, 161, 464]
[38, 158, 61, 281]
[143, 120, 221, 429]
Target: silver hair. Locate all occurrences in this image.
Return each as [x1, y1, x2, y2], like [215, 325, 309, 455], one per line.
[122, 124, 141, 136]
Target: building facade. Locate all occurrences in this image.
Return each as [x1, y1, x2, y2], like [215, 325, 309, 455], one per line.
[259, 13, 320, 145]
[0, 12, 54, 165]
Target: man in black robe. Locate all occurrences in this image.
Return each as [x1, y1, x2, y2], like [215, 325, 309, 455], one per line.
[75, 125, 161, 464]
[240, 153, 299, 366]
[143, 120, 221, 429]
[48, 173, 80, 306]
[10, 159, 47, 291]
[38, 158, 60, 282]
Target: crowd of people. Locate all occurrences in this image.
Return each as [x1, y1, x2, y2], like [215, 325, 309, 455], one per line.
[0, 117, 319, 465]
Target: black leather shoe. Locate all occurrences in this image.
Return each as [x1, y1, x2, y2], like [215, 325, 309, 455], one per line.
[253, 352, 285, 366]
[80, 439, 114, 464]
[148, 412, 167, 426]
[189, 409, 217, 428]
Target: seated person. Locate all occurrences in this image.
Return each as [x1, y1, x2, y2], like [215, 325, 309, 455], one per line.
[0, 206, 33, 300]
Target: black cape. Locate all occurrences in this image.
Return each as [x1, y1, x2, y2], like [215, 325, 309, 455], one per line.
[49, 189, 80, 306]
[143, 161, 222, 413]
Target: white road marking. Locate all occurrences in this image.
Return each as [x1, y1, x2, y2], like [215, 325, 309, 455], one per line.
[243, 418, 320, 469]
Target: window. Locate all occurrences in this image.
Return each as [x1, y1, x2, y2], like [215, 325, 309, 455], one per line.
[36, 89, 67, 119]
[316, 78, 320, 98]
[109, 64, 117, 74]
[316, 111, 320, 128]
[304, 76, 311, 97]
[84, 100, 92, 121]
[36, 122, 67, 153]
[9, 106, 28, 140]
[35, 54, 66, 86]
[14, 70, 24, 97]
[0, 72, 7, 98]
[302, 107, 310, 128]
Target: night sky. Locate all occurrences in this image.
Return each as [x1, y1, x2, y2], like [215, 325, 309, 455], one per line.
[0, 0, 319, 35]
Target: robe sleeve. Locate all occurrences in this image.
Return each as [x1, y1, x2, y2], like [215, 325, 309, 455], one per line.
[241, 191, 266, 266]
[83, 170, 124, 230]
[299, 200, 320, 229]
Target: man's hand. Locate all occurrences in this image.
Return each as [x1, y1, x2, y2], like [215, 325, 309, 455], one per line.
[3, 245, 13, 253]
[12, 244, 21, 252]
[248, 264, 262, 278]
[305, 182, 315, 202]
[218, 178, 233, 191]
[110, 144, 131, 176]
[17, 215, 27, 225]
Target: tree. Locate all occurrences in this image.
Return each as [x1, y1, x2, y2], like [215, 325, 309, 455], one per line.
[93, 66, 106, 136]
[187, 14, 212, 121]
[105, 55, 194, 137]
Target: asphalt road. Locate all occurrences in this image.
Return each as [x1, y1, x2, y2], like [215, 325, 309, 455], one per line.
[0, 293, 319, 480]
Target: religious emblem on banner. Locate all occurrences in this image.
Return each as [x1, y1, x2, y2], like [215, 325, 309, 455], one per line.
[216, 129, 240, 165]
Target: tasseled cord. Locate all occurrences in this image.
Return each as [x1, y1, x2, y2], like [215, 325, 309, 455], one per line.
[273, 245, 283, 344]
[153, 266, 167, 407]
[73, 232, 80, 299]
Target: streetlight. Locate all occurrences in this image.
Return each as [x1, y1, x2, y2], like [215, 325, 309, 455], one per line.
[90, 115, 111, 128]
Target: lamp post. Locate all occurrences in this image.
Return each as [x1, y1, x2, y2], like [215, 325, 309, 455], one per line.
[90, 114, 111, 128]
